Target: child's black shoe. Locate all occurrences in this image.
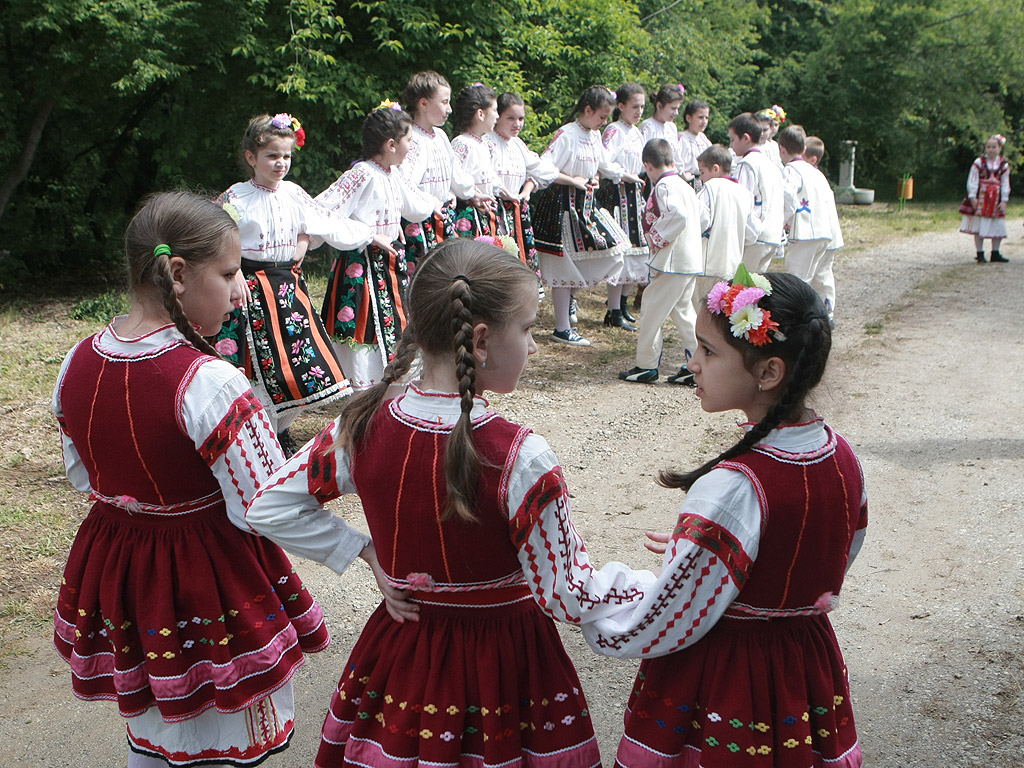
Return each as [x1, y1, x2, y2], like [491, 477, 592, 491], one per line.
[604, 309, 637, 331]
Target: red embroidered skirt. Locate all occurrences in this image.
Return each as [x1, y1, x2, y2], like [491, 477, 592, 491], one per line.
[614, 614, 861, 768]
[54, 498, 329, 723]
[316, 589, 601, 768]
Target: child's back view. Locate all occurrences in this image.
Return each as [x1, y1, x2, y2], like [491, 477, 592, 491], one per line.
[779, 125, 844, 321]
[729, 113, 784, 273]
[696, 144, 760, 279]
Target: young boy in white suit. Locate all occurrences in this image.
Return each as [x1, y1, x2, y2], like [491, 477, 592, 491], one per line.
[729, 113, 785, 274]
[778, 124, 844, 323]
[696, 144, 761, 280]
[618, 138, 708, 385]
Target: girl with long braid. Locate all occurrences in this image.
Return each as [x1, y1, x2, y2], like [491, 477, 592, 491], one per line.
[583, 267, 868, 768]
[246, 238, 651, 768]
[52, 193, 407, 767]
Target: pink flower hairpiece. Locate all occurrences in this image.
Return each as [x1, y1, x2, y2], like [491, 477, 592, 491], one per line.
[473, 81, 484, 87]
[475, 234, 520, 258]
[706, 264, 785, 346]
[271, 113, 306, 147]
[994, 134, 1007, 147]
[677, 83, 686, 96]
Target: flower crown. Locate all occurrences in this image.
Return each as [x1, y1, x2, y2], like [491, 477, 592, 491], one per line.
[771, 104, 787, 123]
[474, 234, 520, 259]
[706, 264, 785, 346]
[270, 113, 306, 147]
[376, 98, 403, 112]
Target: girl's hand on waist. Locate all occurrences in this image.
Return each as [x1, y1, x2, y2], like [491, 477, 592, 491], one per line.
[372, 233, 398, 256]
[360, 542, 419, 623]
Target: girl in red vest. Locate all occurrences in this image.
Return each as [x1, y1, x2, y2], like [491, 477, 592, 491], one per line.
[247, 238, 650, 768]
[583, 267, 868, 768]
[959, 134, 1010, 263]
[52, 192, 402, 767]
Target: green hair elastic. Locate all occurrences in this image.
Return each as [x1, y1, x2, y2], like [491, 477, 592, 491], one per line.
[153, 244, 172, 259]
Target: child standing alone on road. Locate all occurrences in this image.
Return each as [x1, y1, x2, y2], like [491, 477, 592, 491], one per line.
[53, 192, 397, 767]
[588, 266, 867, 768]
[960, 134, 1010, 263]
[246, 238, 650, 768]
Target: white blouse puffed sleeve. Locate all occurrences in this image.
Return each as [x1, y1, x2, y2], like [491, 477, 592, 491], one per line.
[317, 165, 372, 219]
[52, 342, 91, 492]
[966, 160, 981, 198]
[581, 466, 762, 659]
[397, 171, 439, 223]
[289, 181, 373, 251]
[597, 140, 625, 184]
[522, 139, 558, 189]
[506, 433, 655, 625]
[181, 359, 287, 532]
[245, 418, 371, 574]
[541, 127, 575, 174]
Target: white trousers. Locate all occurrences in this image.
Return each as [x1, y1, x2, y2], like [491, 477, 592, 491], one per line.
[635, 271, 697, 370]
[741, 242, 776, 274]
[784, 239, 836, 313]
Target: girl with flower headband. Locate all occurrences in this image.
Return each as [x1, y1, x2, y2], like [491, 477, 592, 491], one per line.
[450, 83, 502, 238]
[641, 84, 687, 170]
[215, 112, 379, 454]
[52, 192, 408, 767]
[755, 105, 786, 172]
[246, 238, 650, 768]
[317, 103, 440, 390]
[532, 85, 640, 345]
[583, 265, 868, 768]
[959, 134, 1010, 262]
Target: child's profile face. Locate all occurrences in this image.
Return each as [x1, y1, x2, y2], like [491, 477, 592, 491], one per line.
[419, 86, 452, 127]
[478, 100, 499, 135]
[579, 103, 613, 131]
[392, 126, 414, 166]
[475, 284, 538, 395]
[688, 309, 765, 422]
[619, 93, 646, 126]
[655, 99, 681, 124]
[177, 231, 243, 337]
[496, 104, 526, 139]
[686, 107, 710, 134]
[698, 162, 721, 184]
[728, 129, 750, 156]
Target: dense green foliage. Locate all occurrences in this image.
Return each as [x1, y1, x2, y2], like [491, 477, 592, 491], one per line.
[1, 0, 1021, 285]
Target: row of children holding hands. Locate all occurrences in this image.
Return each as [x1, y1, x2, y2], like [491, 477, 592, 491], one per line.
[54, 188, 867, 767]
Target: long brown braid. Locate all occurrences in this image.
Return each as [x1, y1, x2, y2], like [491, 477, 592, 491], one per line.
[445, 276, 482, 521]
[659, 273, 832, 491]
[335, 238, 535, 522]
[124, 191, 238, 357]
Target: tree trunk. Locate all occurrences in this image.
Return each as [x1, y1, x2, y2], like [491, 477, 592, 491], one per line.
[0, 95, 58, 225]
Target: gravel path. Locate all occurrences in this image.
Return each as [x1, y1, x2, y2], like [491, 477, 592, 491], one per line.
[1, 222, 1021, 767]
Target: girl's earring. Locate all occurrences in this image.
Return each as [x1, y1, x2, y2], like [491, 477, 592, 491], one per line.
[481, 360, 487, 369]
[758, 383, 763, 391]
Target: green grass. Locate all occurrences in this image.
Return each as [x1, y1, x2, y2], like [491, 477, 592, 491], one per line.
[838, 200, 1024, 249]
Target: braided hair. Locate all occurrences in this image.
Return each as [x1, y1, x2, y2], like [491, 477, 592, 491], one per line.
[336, 238, 536, 521]
[659, 273, 832, 491]
[124, 191, 238, 357]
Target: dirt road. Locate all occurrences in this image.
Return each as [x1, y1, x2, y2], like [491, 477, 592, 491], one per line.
[1, 224, 1021, 766]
